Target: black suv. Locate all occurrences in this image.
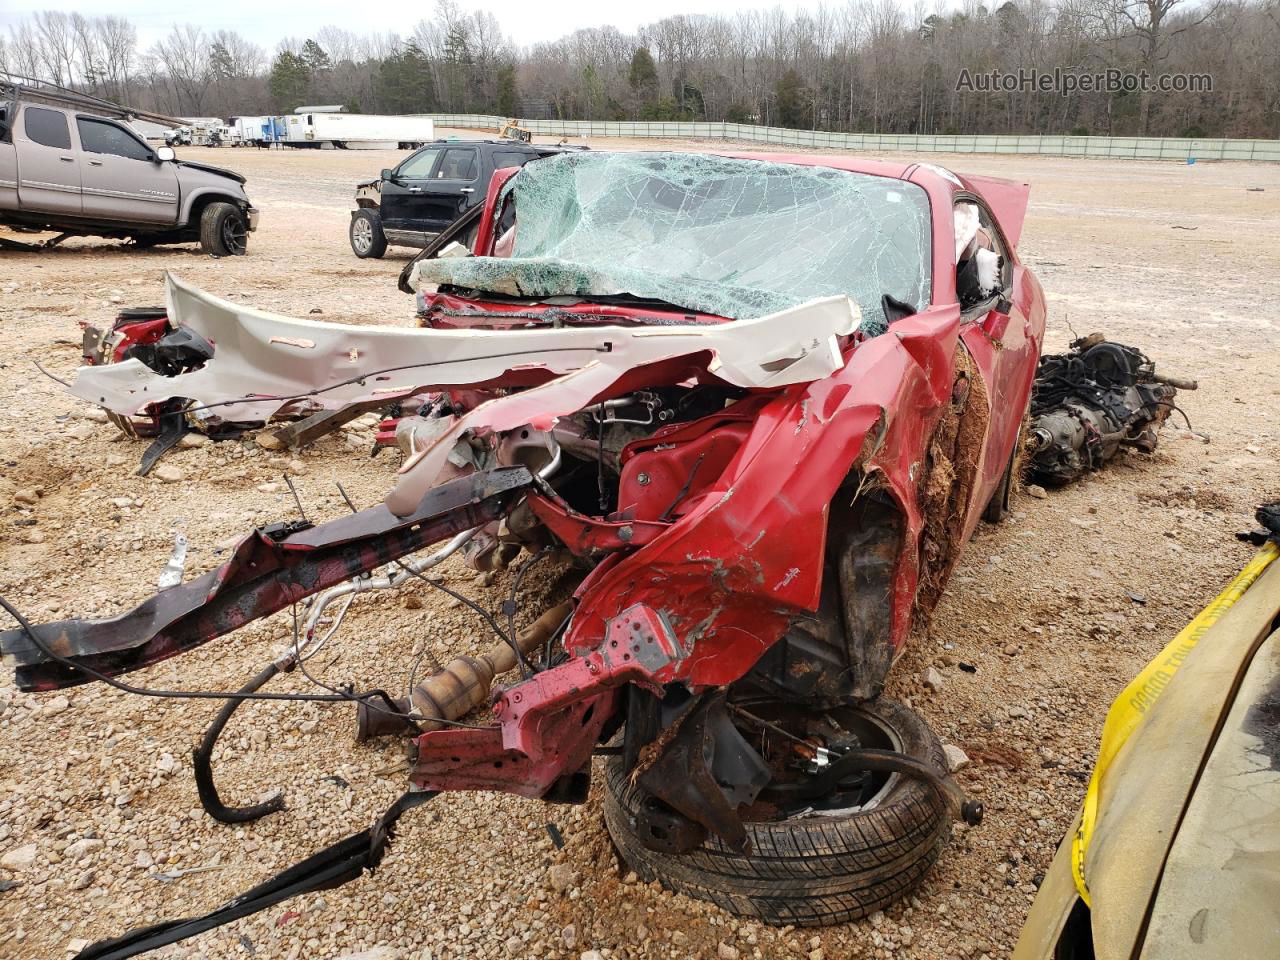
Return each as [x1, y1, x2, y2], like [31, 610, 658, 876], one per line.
[348, 139, 578, 258]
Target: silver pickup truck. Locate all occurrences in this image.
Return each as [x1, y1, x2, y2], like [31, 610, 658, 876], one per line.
[0, 82, 258, 256]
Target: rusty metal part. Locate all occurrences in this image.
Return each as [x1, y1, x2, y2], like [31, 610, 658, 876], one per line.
[356, 601, 574, 739]
[268, 397, 391, 450]
[636, 693, 771, 853]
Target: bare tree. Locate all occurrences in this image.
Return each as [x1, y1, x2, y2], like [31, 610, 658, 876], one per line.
[152, 24, 212, 115]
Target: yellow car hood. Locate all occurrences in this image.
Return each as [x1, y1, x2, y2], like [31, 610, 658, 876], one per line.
[1016, 553, 1280, 959]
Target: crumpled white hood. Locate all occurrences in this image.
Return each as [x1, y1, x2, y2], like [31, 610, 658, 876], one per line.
[69, 274, 861, 429]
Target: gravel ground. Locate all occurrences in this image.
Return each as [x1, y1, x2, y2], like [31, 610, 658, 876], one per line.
[0, 137, 1278, 960]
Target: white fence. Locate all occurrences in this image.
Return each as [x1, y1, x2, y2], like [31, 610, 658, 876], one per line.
[428, 114, 1280, 162]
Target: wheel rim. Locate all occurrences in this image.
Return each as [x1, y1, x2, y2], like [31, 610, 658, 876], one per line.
[352, 218, 372, 253]
[221, 216, 247, 254]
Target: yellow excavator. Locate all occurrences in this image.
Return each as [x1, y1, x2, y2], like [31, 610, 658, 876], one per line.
[498, 118, 533, 142]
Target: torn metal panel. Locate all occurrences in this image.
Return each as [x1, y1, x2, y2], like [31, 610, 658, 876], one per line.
[0, 468, 532, 690]
[68, 274, 858, 430]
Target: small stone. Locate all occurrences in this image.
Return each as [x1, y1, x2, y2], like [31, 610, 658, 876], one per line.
[1026, 483, 1048, 499]
[43, 695, 70, 716]
[72, 869, 95, 890]
[134, 851, 154, 868]
[256, 482, 284, 494]
[505, 936, 522, 954]
[943, 744, 970, 772]
[287, 459, 308, 476]
[1, 844, 38, 871]
[155, 753, 177, 774]
[718, 943, 740, 960]
[1008, 705, 1030, 719]
[23, 529, 46, 544]
[67, 939, 91, 953]
[922, 667, 944, 692]
[580, 953, 604, 960]
[65, 838, 103, 861]
[109, 497, 133, 509]
[177, 433, 209, 449]
[13, 488, 40, 505]
[256, 432, 286, 451]
[561, 924, 577, 949]
[333, 950, 401, 960]
[809, 951, 825, 960]
[76, 407, 109, 423]
[153, 465, 183, 483]
[1003, 643, 1020, 656]
[548, 863, 576, 893]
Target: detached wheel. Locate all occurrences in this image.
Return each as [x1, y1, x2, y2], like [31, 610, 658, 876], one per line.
[350, 209, 387, 259]
[603, 697, 951, 927]
[200, 203, 248, 257]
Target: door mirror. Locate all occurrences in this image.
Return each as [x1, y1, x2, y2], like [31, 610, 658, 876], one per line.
[381, 168, 394, 182]
[155, 146, 176, 162]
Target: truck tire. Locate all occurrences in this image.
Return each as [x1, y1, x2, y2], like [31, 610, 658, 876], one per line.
[200, 203, 248, 257]
[350, 209, 387, 259]
[603, 697, 951, 927]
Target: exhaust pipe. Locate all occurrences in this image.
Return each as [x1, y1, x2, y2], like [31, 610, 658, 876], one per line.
[356, 600, 573, 739]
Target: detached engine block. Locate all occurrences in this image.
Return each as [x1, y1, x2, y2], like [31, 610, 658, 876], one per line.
[1029, 333, 1197, 485]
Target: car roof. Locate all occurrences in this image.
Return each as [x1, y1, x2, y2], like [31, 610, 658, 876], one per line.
[714, 151, 1030, 245]
[430, 139, 536, 146]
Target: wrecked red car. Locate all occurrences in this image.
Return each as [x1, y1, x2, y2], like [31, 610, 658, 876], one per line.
[2, 151, 1044, 955]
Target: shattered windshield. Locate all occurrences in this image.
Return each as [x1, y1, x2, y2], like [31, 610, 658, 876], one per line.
[413, 152, 933, 335]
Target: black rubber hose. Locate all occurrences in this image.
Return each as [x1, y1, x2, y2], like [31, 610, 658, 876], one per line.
[762, 747, 983, 826]
[192, 662, 288, 824]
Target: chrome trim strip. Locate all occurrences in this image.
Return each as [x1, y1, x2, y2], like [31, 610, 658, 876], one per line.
[20, 180, 80, 195]
[82, 186, 175, 202]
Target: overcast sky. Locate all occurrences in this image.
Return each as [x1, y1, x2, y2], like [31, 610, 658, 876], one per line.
[0, 1, 827, 51]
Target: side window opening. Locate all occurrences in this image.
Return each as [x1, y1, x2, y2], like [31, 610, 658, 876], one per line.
[76, 118, 152, 162]
[955, 199, 1008, 311]
[24, 106, 72, 150]
[493, 150, 532, 171]
[396, 147, 441, 179]
[494, 193, 517, 257]
[437, 148, 478, 181]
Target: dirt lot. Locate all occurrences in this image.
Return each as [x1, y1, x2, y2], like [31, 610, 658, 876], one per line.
[1, 135, 1278, 960]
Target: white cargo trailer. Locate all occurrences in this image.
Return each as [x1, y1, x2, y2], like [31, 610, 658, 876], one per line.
[232, 116, 273, 147]
[280, 113, 435, 149]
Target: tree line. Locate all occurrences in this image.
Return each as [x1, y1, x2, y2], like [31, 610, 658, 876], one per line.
[2, 0, 1277, 139]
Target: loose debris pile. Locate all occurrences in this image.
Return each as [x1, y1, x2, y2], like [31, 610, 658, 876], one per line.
[1028, 334, 1198, 486]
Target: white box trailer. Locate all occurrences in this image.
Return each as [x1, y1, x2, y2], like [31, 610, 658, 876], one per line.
[281, 113, 435, 149]
[232, 116, 273, 147]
